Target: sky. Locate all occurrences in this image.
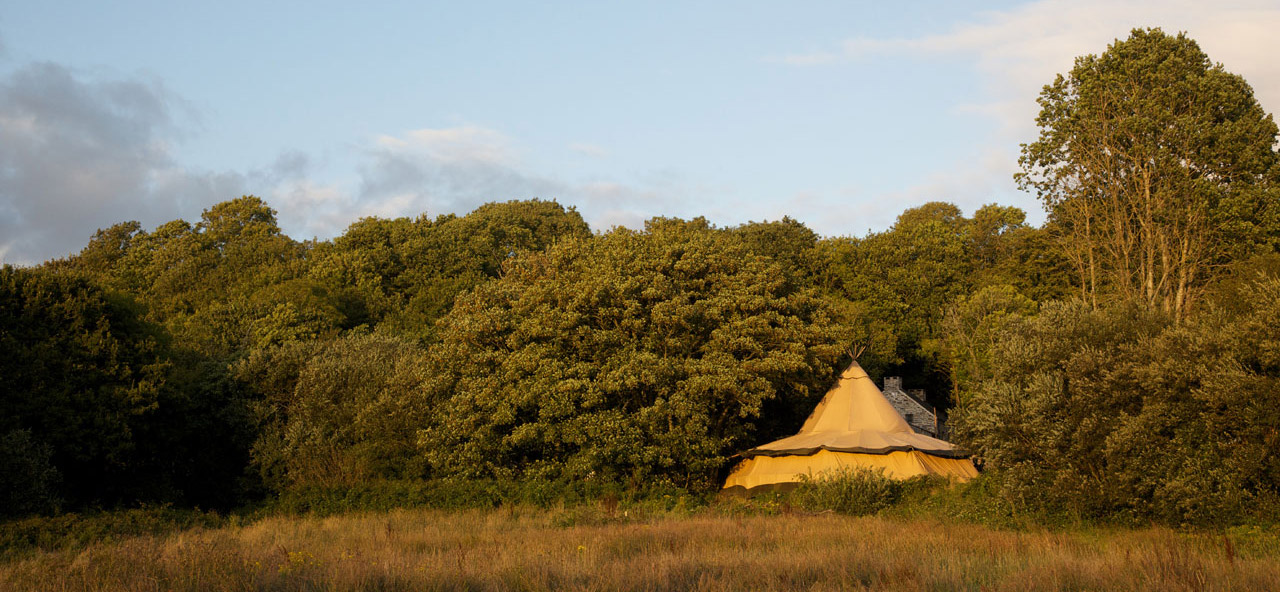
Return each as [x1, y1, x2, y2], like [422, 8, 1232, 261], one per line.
[2, 1, 1279, 264]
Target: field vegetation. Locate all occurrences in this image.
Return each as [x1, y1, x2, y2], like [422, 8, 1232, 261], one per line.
[5, 502, 1280, 591]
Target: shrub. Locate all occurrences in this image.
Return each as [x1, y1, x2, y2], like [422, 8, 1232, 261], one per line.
[792, 466, 905, 516]
[0, 429, 61, 518]
[952, 290, 1280, 527]
[265, 478, 699, 517]
[0, 506, 225, 558]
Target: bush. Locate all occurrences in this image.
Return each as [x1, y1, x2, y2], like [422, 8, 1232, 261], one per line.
[238, 334, 433, 492]
[792, 467, 905, 516]
[0, 429, 61, 518]
[265, 478, 699, 517]
[269, 480, 507, 515]
[952, 291, 1280, 527]
[0, 506, 225, 558]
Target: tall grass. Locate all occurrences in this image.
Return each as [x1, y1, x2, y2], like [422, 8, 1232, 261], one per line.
[4, 506, 1279, 591]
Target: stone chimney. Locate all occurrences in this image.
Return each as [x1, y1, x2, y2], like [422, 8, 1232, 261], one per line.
[884, 376, 903, 391]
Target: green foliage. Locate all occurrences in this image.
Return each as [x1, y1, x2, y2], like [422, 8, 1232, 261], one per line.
[269, 479, 509, 514]
[732, 217, 821, 284]
[238, 333, 432, 491]
[816, 202, 1067, 398]
[0, 266, 170, 507]
[969, 205, 1073, 302]
[11, 83, 1277, 536]
[882, 473, 1024, 528]
[143, 352, 262, 509]
[1202, 253, 1280, 316]
[944, 30, 1280, 524]
[46, 220, 145, 284]
[421, 219, 848, 487]
[792, 466, 906, 516]
[0, 429, 61, 518]
[953, 289, 1280, 526]
[307, 199, 591, 341]
[940, 284, 1038, 406]
[0, 506, 226, 558]
[60, 196, 348, 358]
[1018, 28, 1280, 315]
[815, 203, 971, 385]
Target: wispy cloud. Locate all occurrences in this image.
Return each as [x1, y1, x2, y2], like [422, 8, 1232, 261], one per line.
[768, 0, 1280, 234]
[254, 126, 681, 240]
[350, 127, 681, 236]
[356, 125, 560, 223]
[569, 142, 608, 158]
[374, 126, 516, 166]
[777, 0, 1280, 138]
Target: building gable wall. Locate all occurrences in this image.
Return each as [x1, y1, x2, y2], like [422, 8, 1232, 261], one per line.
[881, 377, 938, 437]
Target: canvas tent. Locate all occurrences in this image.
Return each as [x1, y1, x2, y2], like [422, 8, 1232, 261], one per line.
[723, 361, 978, 491]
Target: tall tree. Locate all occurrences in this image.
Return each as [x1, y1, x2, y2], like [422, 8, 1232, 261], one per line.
[1017, 28, 1279, 319]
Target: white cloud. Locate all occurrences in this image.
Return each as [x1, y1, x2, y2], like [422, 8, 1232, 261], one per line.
[358, 125, 556, 221]
[269, 178, 352, 240]
[872, 146, 1043, 227]
[569, 142, 609, 158]
[578, 180, 676, 231]
[374, 126, 516, 166]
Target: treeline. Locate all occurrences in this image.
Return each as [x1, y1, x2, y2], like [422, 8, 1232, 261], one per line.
[1, 197, 1062, 514]
[3, 28, 1280, 527]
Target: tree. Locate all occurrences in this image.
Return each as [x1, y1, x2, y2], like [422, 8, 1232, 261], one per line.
[0, 429, 61, 517]
[47, 221, 144, 287]
[419, 219, 848, 487]
[307, 199, 591, 341]
[818, 202, 975, 396]
[732, 217, 821, 285]
[0, 266, 169, 507]
[952, 294, 1280, 525]
[939, 284, 1037, 407]
[1017, 28, 1279, 319]
[237, 334, 431, 490]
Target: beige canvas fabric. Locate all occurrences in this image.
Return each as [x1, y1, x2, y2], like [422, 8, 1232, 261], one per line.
[723, 361, 978, 490]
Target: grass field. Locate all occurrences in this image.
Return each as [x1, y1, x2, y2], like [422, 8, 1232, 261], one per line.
[4, 505, 1280, 591]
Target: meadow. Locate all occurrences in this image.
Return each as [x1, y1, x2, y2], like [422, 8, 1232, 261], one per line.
[4, 504, 1280, 592]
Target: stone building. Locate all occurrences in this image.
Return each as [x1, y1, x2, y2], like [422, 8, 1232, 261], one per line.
[880, 376, 947, 439]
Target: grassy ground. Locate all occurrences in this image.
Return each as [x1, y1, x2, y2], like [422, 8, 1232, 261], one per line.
[3, 505, 1280, 591]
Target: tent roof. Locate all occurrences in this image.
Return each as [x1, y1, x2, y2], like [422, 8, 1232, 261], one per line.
[743, 361, 967, 459]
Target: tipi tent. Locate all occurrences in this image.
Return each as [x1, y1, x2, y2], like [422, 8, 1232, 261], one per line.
[723, 361, 978, 491]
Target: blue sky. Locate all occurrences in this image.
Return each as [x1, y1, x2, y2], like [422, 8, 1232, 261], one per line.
[3, 0, 1279, 264]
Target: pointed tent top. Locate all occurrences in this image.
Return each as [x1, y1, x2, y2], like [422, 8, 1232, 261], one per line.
[798, 361, 914, 434]
[743, 360, 965, 458]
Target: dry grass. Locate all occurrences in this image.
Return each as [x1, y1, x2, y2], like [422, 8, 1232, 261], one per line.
[3, 507, 1279, 591]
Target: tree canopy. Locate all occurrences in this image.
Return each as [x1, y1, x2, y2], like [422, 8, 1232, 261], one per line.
[419, 220, 848, 487]
[1017, 28, 1280, 318]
